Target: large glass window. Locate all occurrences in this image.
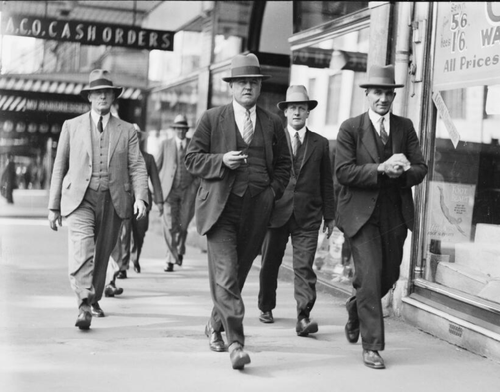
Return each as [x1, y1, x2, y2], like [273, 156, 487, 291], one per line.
[422, 2, 500, 310]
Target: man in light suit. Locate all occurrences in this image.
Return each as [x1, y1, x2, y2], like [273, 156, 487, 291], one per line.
[335, 65, 427, 369]
[258, 85, 335, 336]
[48, 69, 148, 330]
[185, 53, 291, 370]
[155, 114, 199, 272]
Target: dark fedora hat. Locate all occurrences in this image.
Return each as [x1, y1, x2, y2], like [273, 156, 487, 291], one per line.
[171, 114, 190, 128]
[359, 64, 404, 89]
[222, 53, 271, 82]
[80, 69, 123, 98]
[277, 85, 318, 111]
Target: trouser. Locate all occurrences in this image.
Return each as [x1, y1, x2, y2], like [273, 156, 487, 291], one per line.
[66, 188, 122, 308]
[206, 187, 275, 346]
[258, 215, 319, 320]
[347, 195, 407, 351]
[161, 181, 197, 264]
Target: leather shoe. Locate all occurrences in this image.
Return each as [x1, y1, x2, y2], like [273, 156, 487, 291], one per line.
[75, 304, 92, 330]
[104, 283, 124, 297]
[117, 270, 127, 279]
[164, 262, 174, 272]
[176, 255, 183, 266]
[204, 322, 226, 352]
[363, 350, 385, 369]
[91, 302, 105, 318]
[345, 296, 360, 343]
[229, 342, 251, 370]
[133, 261, 141, 273]
[259, 310, 274, 324]
[296, 317, 318, 337]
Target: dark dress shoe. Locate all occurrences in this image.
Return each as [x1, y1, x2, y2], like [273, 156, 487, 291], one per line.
[345, 320, 360, 343]
[204, 322, 227, 352]
[104, 284, 124, 297]
[164, 262, 174, 272]
[75, 306, 92, 330]
[363, 350, 385, 369]
[133, 261, 141, 273]
[296, 317, 318, 337]
[259, 310, 274, 324]
[91, 302, 105, 318]
[229, 343, 251, 370]
[176, 255, 183, 266]
[117, 270, 127, 279]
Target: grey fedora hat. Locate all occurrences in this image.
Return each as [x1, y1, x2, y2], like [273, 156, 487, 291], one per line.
[222, 53, 271, 82]
[359, 64, 404, 88]
[277, 85, 318, 111]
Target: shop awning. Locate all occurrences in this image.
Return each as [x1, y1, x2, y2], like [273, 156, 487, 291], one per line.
[0, 74, 144, 100]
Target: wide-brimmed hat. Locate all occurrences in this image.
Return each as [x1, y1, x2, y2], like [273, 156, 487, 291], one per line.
[80, 69, 123, 98]
[171, 114, 190, 129]
[277, 85, 318, 111]
[222, 53, 271, 82]
[359, 64, 404, 89]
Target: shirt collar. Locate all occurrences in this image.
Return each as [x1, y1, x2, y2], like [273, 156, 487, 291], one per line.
[287, 125, 306, 141]
[368, 109, 390, 127]
[91, 110, 111, 128]
[233, 100, 256, 116]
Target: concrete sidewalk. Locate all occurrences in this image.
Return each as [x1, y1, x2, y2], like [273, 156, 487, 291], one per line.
[1, 216, 500, 391]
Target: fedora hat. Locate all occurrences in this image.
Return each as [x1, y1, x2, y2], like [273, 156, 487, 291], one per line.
[277, 85, 318, 111]
[171, 114, 190, 128]
[81, 69, 123, 98]
[222, 53, 271, 82]
[359, 64, 404, 88]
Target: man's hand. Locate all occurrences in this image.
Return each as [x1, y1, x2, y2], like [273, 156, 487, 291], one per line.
[379, 153, 410, 178]
[157, 202, 164, 217]
[48, 210, 62, 231]
[134, 199, 147, 220]
[323, 219, 335, 239]
[223, 151, 248, 170]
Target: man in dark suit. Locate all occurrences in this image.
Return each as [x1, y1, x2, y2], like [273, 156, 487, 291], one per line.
[48, 69, 148, 330]
[155, 114, 199, 273]
[106, 124, 164, 294]
[185, 53, 291, 370]
[335, 64, 427, 369]
[258, 85, 335, 336]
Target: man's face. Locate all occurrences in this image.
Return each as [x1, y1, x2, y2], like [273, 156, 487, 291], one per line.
[174, 127, 188, 140]
[366, 88, 396, 116]
[230, 78, 262, 109]
[284, 103, 309, 131]
[88, 88, 115, 115]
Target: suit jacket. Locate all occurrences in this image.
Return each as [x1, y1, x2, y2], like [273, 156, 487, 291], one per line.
[185, 103, 291, 236]
[142, 151, 163, 212]
[335, 111, 427, 238]
[155, 136, 195, 200]
[48, 112, 149, 219]
[269, 128, 335, 231]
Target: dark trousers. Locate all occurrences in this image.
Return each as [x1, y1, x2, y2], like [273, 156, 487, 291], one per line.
[206, 187, 274, 346]
[66, 189, 122, 308]
[131, 210, 149, 265]
[347, 194, 407, 351]
[258, 215, 319, 320]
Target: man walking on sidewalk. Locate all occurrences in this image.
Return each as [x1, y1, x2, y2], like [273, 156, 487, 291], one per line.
[258, 85, 335, 336]
[185, 53, 291, 369]
[48, 69, 148, 330]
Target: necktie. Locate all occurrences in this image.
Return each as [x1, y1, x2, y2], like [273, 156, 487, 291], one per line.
[380, 117, 388, 145]
[98, 116, 104, 133]
[293, 131, 301, 157]
[242, 110, 253, 145]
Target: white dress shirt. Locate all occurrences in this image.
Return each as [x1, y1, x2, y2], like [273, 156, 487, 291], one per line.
[233, 100, 256, 137]
[368, 109, 390, 138]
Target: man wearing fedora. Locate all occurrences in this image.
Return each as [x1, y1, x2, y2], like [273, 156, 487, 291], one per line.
[48, 69, 149, 330]
[335, 64, 427, 369]
[185, 53, 291, 369]
[257, 85, 335, 337]
[155, 114, 199, 272]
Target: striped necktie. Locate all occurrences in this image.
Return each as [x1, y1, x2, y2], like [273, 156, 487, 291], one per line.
[242, 110, 254, 145]
[380, 117, 388, 145]
[293, 131, 301, 157]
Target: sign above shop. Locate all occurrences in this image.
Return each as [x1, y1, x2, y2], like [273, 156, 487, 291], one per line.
[1, 13, 175, 51]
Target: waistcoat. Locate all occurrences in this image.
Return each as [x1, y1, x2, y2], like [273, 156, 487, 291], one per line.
[88, 115, 110, 191]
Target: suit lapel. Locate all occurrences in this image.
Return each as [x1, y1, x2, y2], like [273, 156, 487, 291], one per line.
[81, 113, 92, 161]
[360, 112, 380, 163]
[108, 116, 123, 164]
[389, 114, 403, 154]
[221, 104, 237, 151]
[300, 129, 315, 169]
[283, 128, 296, 176]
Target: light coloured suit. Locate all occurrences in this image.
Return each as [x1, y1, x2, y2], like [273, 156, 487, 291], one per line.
[48, 112, 148, 306]
[155, 136, 199, 264]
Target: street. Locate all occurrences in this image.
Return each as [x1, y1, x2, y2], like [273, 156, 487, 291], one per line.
[1, 216, 500, 392]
